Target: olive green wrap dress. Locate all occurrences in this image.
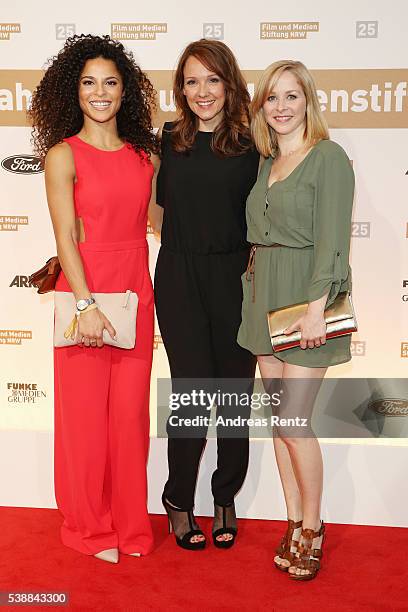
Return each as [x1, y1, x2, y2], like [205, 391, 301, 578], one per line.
[237, 139, 355, 367]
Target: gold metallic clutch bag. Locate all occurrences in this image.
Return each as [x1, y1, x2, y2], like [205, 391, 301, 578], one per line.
[267, 291, 357, 352]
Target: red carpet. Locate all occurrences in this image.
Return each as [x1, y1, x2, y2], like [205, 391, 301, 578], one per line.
[0, 507, 406, 611]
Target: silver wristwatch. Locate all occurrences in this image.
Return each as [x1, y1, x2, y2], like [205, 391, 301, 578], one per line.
[76, 297, 96, 312]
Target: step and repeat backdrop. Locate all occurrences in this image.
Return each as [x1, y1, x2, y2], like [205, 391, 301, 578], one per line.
[1, 1, 407, 521]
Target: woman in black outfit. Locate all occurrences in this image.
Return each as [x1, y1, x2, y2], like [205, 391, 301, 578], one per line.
[150, 39, 259, 550]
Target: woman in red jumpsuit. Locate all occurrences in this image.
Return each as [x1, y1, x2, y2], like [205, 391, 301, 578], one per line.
[29, 34, 159, 563]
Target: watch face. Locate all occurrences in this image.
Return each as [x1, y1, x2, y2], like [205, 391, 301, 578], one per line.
[76, 300, 88, 311]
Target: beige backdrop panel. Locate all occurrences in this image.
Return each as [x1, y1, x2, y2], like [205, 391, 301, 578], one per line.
[0, 0, 407, 523]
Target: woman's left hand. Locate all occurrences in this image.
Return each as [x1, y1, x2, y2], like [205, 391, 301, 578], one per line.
[284, 311, 327, 349]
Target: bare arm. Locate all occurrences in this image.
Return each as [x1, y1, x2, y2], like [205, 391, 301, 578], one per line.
[148, 125, 164, 235]
[45, 143, 115, 347]
[45, 143, 91, 301]
[148, 152, 163, 235]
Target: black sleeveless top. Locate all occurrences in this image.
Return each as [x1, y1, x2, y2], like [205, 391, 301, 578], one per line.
[156, 121, 259, 255]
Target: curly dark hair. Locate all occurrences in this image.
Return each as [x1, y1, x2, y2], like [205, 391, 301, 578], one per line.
[171, 39, 252, 157]
[28, 34, 159, 159]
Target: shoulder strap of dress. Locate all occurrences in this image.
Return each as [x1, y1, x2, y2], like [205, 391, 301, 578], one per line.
[63, 135, 78, 144]
[62, 135, 84, 153]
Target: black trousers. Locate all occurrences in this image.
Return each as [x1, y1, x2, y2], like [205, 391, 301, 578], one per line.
[154, 246, 256, 509]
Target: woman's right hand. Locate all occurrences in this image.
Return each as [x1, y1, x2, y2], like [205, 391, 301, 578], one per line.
[77, 308, 116, 348]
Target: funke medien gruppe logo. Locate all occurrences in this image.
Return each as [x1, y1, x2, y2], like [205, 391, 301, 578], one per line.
[7, 382, 47, 404]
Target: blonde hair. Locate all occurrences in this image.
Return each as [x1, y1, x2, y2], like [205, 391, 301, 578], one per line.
[250, 60, 329, 158]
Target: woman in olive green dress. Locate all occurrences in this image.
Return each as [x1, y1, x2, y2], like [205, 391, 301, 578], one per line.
[238, 60, 354, 581]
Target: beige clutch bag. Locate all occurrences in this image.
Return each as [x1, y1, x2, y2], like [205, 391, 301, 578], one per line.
[54, 290, 138, 349]
[267, 291, 357, 352]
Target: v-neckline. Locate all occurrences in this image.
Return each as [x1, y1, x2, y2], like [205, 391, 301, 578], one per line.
[266, 143, 318, 190]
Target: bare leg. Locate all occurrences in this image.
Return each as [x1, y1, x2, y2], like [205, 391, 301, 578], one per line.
[258, 355, 303, 522]
[258, 354, 326, 573]
[258, 355, 302, 567]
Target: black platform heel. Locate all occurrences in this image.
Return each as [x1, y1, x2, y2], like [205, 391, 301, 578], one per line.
[212, 502, 238, 549]
[162, 494, 206, 551]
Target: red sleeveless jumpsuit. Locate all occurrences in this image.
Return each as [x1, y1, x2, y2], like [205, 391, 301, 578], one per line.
[54, 135, 154, 555]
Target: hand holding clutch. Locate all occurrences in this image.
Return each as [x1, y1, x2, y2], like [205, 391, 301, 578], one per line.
[267, 292, 357, 352]
[76, 307, 116, 347]
[284, 310, 327, 350]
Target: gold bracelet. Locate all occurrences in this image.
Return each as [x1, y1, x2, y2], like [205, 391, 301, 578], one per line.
[63, 303, 98, 340]
[78, 303, 98, 315]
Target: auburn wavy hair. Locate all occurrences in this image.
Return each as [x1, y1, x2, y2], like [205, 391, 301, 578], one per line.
[171, 39, 252, 157]
[28, 34, 159, 160]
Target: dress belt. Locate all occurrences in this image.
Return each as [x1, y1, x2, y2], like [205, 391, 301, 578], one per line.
[245, 243, 282, 303]
[78, 238, 147, 252]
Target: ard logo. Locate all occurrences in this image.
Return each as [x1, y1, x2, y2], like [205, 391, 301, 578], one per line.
[10, 275, 34, 288]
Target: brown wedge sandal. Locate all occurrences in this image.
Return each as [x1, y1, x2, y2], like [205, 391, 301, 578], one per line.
[274, 519, 303, 572]
[288, 521, 325, 581]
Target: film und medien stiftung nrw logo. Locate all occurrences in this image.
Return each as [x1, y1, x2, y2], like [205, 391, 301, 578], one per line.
[0, 216, 28, 231]
[154, 334, 163, 350]
[0, 23, 21, 41]
[1, 155, 43, 175]
[0, 330, 32, 345]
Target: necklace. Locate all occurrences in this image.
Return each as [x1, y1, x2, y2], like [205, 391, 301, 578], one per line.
[278, 144, 305, 158]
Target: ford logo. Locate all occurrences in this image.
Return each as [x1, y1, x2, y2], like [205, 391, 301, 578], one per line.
[1, 155, 43, 175]
[368, 398, 408, 417]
